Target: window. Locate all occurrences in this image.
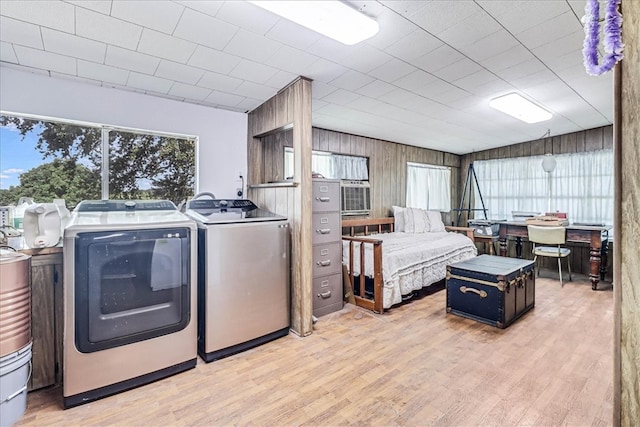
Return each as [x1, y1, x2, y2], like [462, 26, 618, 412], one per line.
[284, 147, 368, 180]
[473, 150, 614, 225]
[406, 162, 451, 212]
[0, 114, 196, 208]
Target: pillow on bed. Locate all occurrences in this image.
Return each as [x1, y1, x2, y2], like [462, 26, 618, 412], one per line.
[403, 207, 431, 233]
[427, 210, 446, 232]
[392, 206, 406, 232]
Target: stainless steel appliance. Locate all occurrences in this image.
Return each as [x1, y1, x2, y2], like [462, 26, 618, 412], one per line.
[63, 200, 197, 408]
[185, 196, 289, 362]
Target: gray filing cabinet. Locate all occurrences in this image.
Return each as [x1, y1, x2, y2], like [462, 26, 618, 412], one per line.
[312, 179, 343, 317]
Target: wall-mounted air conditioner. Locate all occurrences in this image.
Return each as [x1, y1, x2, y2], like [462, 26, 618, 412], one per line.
[340, 180, 371, 216]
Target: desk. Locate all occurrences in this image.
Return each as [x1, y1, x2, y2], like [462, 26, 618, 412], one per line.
[498, 222, 610, 290]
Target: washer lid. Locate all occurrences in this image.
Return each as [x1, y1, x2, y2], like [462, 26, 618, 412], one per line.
[185, 208, 286, 224]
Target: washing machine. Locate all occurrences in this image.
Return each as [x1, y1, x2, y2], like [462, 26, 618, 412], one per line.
[63, 200, 197, 408]
[185, 196, 290, 362]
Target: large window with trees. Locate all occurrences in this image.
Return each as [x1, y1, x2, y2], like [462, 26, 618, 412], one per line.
[0, 114, 196, 208]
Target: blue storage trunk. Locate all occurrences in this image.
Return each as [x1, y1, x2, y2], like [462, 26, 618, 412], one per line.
[446, 255, 535, 328]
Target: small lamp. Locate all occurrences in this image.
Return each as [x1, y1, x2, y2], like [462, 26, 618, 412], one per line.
[541, 154, 556, 212]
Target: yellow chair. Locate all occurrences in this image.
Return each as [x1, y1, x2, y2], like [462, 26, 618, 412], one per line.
[527, 225, 572, 286]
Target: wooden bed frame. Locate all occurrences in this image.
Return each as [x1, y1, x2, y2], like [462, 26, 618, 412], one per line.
[342, 217, 475, 313]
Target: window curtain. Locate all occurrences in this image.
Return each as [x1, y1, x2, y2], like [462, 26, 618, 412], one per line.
[285, 148, 368, 180]
[406, 163, 451, 212]
[473, 150, 613, 225]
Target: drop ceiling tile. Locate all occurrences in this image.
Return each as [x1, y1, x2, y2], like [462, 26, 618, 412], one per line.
[321, 89, 361, 106]
[542, 52, 583, 72]
[236, 97, 262, 112]
[515, 11, 581, 50]
[339, 44, 393, 74]
[137, 29, 197, 63]
[511, 68, 558, 90]
[216, 2, 279, 35]
[204, 90, 244, 107]
[329, 70, 374, 91]
[426, 87, 469, 105]
[479, 1, 571, 34]
[431, 58, 483, 82]
[369, 58, 415, 83]
[305, 37, 354, 62]
[111, 0, 183, 34]
[311, 81, 338, 99]
[75, 7, 143, 50]
[355, 79, 396, 98]
[312, 98, 329, 111]
[168, 82, 211, 101]
[224, 29, 283, 63]
[413, 45, 465, 73]
[452, 70, 498, 92]
[66, 1, 112, 14]
[467, 79, 513, 97]
[365, 7, 417, 50]
[228, 59, 278, 84]
[265, 19, 321, 50]
[458, 30, 520, 62]
[264, 70, 298, 90]
[436, 10, 502, 48]
[479, 45, 533, 73]
[410, 1, 482, 35]
[0, 0, 74, 32]
[173, 8, 238, 51]
[188, 45, 242, 74]
[174, 1, 223, 17]
[532, 30, 584, 61]
[0, 42, 18, 63]
[392, 69, 437, 91]
[346, 96, 398, 116]
[303, 58, 349, 83]
[41, 28, 106, 63]
[126, 71, 173, 93]
[233, 80, 277, 100]
[384, 30, 442, 62]
[379, 1, 429, 17]
[155, 60, 204, 85]
[0, 16, 43, 49]
[494, 58, 548, 82]
[77, 59, 129, 85]
[197, 71, 242, 92]
[415, 79, 459, 98]
[105, 45, 159, 74]
[13, 45, 76, 75]
[265, 45, 319, 75]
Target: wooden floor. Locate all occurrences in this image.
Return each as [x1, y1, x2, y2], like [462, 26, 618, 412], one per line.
[17, 272, 613, 426]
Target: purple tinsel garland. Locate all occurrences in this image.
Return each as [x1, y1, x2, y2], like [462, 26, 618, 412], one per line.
[582, 0, 624, 76]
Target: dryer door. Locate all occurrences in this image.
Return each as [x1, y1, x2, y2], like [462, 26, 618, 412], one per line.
[74, 227, 191, 353]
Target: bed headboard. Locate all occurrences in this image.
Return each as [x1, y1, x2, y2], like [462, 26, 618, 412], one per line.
[342, 217, 395, 236]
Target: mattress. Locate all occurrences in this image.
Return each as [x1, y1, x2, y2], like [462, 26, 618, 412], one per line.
[343, 231, 477, 309]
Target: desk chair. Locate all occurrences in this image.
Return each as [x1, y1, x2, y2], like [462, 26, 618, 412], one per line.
[527, 225, 572, 286]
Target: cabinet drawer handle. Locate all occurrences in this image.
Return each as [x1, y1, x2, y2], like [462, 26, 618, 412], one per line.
[318, 290, 332, 299]
[316, 228, 331, 235]
[316, 260, 331, 267]
[459, 286, 488, 298]
[315, 196, 330, 202]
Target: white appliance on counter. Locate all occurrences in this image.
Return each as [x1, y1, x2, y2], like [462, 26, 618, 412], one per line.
[185, 195, 290, 362]
[23, 203, 63, 248]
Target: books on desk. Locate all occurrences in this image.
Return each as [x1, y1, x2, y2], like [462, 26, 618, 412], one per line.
[525, 216, 569, 226]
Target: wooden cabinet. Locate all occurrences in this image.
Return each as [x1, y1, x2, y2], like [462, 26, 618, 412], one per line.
[312, 180, 343, 317]
[21, 248, 63, 391]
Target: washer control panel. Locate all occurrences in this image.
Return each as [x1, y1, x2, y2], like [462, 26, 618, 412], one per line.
[186, 199, 257, 212]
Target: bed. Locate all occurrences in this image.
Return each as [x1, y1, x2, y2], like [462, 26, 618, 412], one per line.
[342, 208, 477, 313]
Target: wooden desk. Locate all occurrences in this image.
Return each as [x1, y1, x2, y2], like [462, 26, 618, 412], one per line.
[498, 222, 610, 290]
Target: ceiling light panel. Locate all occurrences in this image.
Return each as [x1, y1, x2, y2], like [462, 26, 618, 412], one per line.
[489, 93, 553, 124]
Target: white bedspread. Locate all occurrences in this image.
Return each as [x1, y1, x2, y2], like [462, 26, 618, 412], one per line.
[343, 232, 477, 309]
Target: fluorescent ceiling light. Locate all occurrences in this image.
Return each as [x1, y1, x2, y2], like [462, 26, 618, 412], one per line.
[249, 1, 379, 45]
[489, 93, 552, 124]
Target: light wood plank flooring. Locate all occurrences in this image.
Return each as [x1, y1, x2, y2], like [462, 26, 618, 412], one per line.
[17, 273, 613, 426]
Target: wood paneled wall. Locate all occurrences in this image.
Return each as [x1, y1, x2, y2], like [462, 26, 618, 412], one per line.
[460, 125, 613, 275]
[246, 77, 313, 337]
[616, 1, 640, 425]
[261, 126, 461, 223]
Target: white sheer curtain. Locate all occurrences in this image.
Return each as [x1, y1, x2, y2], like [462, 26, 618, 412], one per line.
[473, 150, 613, 224]
[406, 162, 451, 212]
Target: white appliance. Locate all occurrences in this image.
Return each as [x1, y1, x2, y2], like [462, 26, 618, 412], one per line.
[63, 200, 197, 408]
[185, 196, 290, 362]
[23, 203, 62, 248]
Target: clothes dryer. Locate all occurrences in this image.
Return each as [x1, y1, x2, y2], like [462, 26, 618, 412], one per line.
[63, 200, 197, 408]
[185, 196, 290, 362]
